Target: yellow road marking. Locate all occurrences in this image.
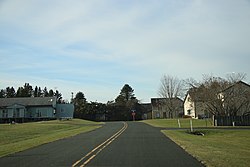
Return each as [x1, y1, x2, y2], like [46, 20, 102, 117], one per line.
[72, 122, 128, 167]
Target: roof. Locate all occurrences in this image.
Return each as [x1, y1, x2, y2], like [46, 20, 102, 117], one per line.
[0, 97, 57, 107]
[185, 87, 205, 102]
[140, 103, 152, 113]
[221, 81, 250, 93]
[185, 81, 250, 103]
[151, 97, 183, 107]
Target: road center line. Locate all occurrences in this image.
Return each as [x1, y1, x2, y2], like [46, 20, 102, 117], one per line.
[72, 122, 128, 167]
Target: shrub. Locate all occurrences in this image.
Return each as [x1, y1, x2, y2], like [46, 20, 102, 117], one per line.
[183, 115, 192, 119]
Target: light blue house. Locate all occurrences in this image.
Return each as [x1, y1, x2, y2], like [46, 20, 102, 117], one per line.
[56, 104, 74, 120]
[0, 97, 74, 123]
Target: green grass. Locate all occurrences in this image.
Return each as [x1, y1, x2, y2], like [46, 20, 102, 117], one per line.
[143, 118, 213, 128]
[0, 119, 102, 157]
[143, 119, 250, 167]
[162, 130, 250, 167]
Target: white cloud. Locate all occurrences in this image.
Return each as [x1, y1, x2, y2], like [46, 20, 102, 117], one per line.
[1, 0, 250, 102]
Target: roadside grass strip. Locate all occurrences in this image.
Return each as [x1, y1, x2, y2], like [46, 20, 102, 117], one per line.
[143, 119, 250, 167]
[162, 130, 250, 167]
[143, 118, 213, 128]
[72, 122, 128, 167]
[0, 119, 102, 157]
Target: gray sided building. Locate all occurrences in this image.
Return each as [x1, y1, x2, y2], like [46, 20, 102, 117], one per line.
[0, 97, 74, 123]
[151, 97, 184, 119]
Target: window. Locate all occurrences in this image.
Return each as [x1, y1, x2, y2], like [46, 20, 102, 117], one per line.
[187, 109, 191, 115]
[2, 110, 8, 118]
[36, 109, 40, 117]
[16, 109, 20, 118]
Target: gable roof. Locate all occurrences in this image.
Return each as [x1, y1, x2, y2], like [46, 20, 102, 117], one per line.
[221, 81, 250, 93]
[151, 97, 183, 107]
[185, 81, 250, 103]
[184, 87, 205, 103]
[0, 97, 56, 107]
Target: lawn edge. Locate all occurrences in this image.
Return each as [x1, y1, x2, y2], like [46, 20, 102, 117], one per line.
[0, 124, 103, 158]
[161, 130, 207, 167]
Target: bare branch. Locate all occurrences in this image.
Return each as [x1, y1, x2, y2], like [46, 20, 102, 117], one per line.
[226, 72, 246, 83]
[158, 74, 183, 99]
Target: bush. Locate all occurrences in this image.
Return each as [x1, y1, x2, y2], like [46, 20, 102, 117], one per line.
[183, 115, 192, 119]
[187, 130, 205, 136]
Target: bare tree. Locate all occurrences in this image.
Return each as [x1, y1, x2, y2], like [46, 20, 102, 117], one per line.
[220, 81, 250, 116]
[158, 74, 184, 118]
[203, 75, 229, 115]
[223, 73, 249, 116]
[184, 77, 199, 88]
[183, 77, 200, 94]
[158, 74, 183, 98]
[185, 74, 249, 117]
[226, 72, 246, 84]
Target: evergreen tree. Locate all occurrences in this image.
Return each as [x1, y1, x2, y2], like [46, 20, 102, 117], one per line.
[15, 83, 33, 97]
[23, 83, 33, 97]
[6, 87, 16, 98]
[120, 84, 135, 101]
[48, 89, 54, 97]
[113, 84, 139, 121]
[73, 92, 87, 119]
[0, 89, 5, 98]
[43, 87, 49, 97]
[16, 87, 24, 97]
[34, 86, 38, 97]
[38, 87, 42, 97]
[54, 90, 62, 103]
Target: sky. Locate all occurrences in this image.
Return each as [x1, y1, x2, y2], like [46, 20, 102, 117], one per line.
[0, 0, 250, 103]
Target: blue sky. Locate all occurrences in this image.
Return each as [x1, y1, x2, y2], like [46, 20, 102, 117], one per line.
[1, 0, 250, 103]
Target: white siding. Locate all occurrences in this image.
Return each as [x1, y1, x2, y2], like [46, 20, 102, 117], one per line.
[184, 94, 196, 118]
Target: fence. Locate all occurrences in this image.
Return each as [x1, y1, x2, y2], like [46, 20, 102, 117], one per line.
[215, 115, 250, 126]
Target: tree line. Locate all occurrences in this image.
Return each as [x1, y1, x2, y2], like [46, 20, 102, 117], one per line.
[72, 84, 145, 121]
[0, 83, 63, 103]
[2, 72, 248, 121]
[1, 82, 144, 121]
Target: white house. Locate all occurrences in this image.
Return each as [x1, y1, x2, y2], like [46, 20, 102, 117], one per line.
[183, 88, 207, 119]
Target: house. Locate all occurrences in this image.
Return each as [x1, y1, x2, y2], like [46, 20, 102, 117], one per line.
[184, 81, 250, 119]
[0, 97, 74, 123]
[183, 88, 208, 119]
[218, 81, 250, 116]
[151, 98, 183, 119]
[56, 103, 74, 120]
[140, 103, 152, 119]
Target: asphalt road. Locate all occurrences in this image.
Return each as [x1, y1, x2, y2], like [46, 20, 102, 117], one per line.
[0, 121, 203, 167]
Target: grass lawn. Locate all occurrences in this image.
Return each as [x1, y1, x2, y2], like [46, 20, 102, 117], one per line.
[144, 118, 213, 128]
[0, 119, 102, 157]
[143, 119, 250, 167]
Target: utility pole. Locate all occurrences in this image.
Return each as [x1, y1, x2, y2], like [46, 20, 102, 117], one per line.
[71, 92, 74, 103]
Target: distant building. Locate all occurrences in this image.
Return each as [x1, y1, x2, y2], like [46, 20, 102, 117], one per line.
[218, 81, 250, 116]
[183, 88, 207, 119]
[140, 103, 152, 119]
[151, 98, 183, 119]
[0, 97, 74, 123]
[184, 81, 250, 119]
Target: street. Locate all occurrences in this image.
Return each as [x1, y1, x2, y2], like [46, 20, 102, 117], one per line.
[0, 121, 203, 167]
